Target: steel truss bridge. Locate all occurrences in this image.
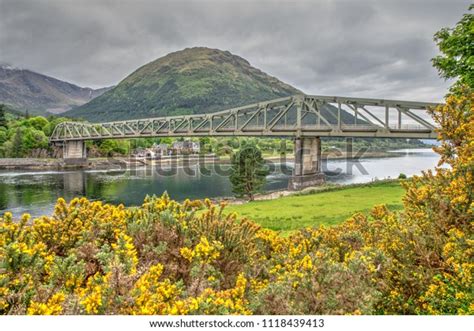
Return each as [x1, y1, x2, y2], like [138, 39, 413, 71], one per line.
[50, 94, 440, 142]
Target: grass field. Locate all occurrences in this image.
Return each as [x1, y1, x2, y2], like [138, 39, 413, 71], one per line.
[226, 181, 405, 233]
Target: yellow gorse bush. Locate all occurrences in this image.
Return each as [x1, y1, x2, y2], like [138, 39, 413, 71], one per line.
[129, 264, 181, 314]
[0, 90, 472, 315]
[180, 237, 223, 264]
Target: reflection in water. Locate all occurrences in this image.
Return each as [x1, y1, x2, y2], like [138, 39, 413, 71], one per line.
[0, 149, 441, 218]
[64, 171, 87, 195]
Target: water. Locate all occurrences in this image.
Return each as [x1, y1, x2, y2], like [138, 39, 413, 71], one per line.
[0, 148, 441, 218]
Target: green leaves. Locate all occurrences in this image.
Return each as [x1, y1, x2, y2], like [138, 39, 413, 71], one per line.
[432, 5, 474, 92]
[229, 142, 269, 201]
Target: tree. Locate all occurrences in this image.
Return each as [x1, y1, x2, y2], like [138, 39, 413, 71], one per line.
[199, 137, 211, 153]
[0, 104, 7, 128]
[22, 128, 49, 151]
[432, 5, 474, 92]
[0, 129, 7, 157]
[229, 142, 269, 201]
[159, 137, 173, 146]
[27, 116, 49, 131]
[11, 128, 23, 158]
[97, 139, 129, 157]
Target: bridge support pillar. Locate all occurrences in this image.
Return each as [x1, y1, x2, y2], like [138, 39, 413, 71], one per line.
[63, 140, 87, 164]
[288, 137, 325, 190]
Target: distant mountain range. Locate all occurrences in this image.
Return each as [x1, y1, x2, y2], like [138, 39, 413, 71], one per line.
[0, 64, 112, 115]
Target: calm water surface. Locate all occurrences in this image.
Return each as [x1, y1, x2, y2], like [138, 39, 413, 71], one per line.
[0, 148, 440, 218]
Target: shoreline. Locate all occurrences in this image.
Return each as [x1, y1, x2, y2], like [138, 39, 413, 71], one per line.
[0, 149, 409, 171]
[3, 178, 402, 221]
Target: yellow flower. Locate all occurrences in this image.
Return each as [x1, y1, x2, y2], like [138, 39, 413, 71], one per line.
[180, 247, 194, 262]
[207, 276, 216, 282]
[28, 292, 65, 315]
[112, 233, 138, 274]
[180, 237, 223, 264]
[79, 273, 110, 314]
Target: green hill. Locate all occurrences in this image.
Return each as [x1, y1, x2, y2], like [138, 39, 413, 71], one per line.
[66, 47, 300, 121]
[66, 47, 358, 123]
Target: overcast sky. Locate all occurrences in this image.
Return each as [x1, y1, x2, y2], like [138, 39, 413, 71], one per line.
[0, 0, 470, 102]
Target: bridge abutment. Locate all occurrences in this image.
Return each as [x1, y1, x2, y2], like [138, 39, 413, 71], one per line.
[63, 140, 87, 163]
[288, 136, 325, 190]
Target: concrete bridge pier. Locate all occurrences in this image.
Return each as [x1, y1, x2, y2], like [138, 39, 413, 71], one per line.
[63, 140, 87, 164]
[288, 137, 325, 190]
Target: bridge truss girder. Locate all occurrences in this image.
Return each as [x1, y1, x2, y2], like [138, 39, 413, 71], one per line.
[50, 94, 440, 142]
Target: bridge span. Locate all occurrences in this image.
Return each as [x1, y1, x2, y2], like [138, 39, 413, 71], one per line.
[50, 94, 440, 190]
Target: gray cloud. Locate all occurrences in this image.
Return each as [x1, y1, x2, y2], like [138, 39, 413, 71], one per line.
[0, 0, 470, 102]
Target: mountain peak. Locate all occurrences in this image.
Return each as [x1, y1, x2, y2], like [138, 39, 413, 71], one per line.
[66, 47, 301, 122]
[128, 47, 255, 82]
[159, 47, 251, 65]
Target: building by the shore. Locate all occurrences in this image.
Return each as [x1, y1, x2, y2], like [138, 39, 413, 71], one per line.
[132, 140, 200, 158]
[171, 140, 200, 155]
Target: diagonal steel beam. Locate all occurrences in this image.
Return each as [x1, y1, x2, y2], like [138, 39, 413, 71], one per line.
[346, 104, 376, 126]
[172, 117, 189, 132]
[214, 112, 234, 131]
[267, 101, 294, 129]
[397, 107, 436, 129]
[303, 100, 333, 127]
[192, 116, 210, 131]
[139, 121, 152, 134]
[154, 120, 169, 133]
[240, 106, 263, 131]
[359, 106, 386, 128]
[65, 124, 74, 139]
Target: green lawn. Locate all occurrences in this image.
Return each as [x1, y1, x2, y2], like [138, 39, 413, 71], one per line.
[226, 181, 405, 233]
